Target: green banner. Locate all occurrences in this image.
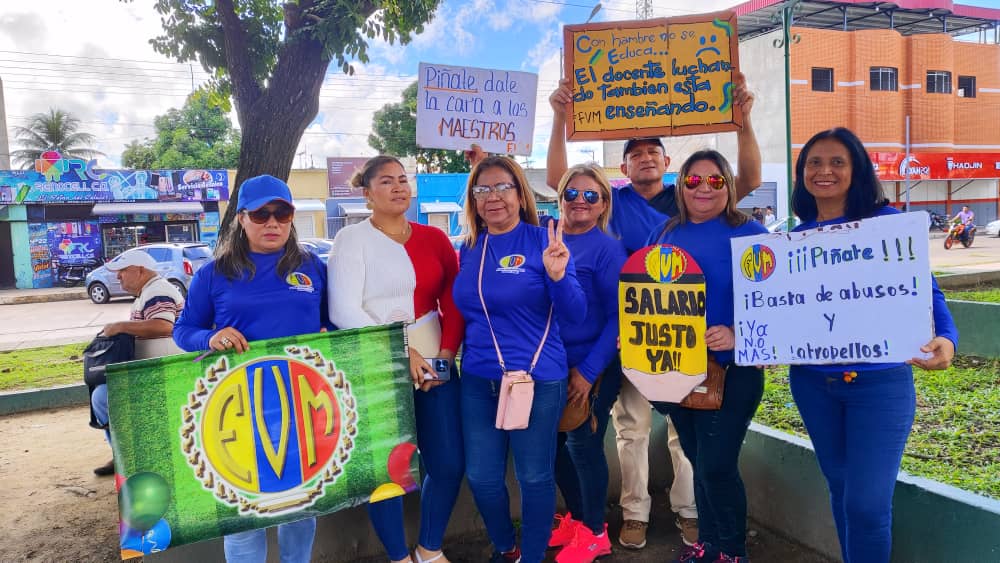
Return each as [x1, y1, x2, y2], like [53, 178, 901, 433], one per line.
[107, 325, 417, 558]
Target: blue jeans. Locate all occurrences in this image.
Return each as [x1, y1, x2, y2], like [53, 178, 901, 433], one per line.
[222, 518, 316, 563]
[91, 383, 110, 442]
[655, 364, 763, 558]
[555, 359, 622, 534]
[368, 376, 465, 559]
[461, 373, 567, 563]
[790, 364, 915, 563]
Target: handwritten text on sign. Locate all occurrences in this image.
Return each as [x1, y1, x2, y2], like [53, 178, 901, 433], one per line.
[730, 212, 934, 366]
[619, 245, 708, 403]
[563, 11, 740, 141]
[416, 62, 538, 156]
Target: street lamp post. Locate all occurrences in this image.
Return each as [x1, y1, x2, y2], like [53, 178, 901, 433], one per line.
[773, 0, 801, 231]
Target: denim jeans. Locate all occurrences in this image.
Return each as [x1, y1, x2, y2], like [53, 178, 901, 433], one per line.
[655, 364, 763, 558]
[461, 373, 567, 563]
[91, 383, 110, 442]
[555, 359, 623, 534]
[222, 517, 316, 563]
[368, 375, 465, 559]
[790, 364, 915, 563]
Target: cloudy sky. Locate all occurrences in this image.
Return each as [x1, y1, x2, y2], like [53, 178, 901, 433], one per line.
[0, 0, 995, 170]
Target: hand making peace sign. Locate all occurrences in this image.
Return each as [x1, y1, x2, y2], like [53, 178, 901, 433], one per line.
[543, 219, 570, 282]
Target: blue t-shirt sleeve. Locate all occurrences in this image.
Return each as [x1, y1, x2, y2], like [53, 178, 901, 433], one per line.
[173, 264, 218, 352]
[930, 276, 958, 348]
[646, 219, 669, 246]
[544, 233, 588, 324]
[575, 242, 627, 383]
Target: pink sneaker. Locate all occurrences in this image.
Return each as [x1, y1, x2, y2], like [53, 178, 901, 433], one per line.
[548, 512, 580, 548]
[555, 523, 612, 563]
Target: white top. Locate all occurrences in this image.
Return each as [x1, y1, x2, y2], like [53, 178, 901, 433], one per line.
[328, 219, 417, 329]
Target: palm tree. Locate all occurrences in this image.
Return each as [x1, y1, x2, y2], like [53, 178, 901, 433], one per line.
[10, 109, 104, 169]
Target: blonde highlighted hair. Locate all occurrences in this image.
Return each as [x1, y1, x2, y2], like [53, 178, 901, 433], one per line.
[462, 156, 538, 247]
[660, 149, 748, 235]
[556, 163, 613, 232]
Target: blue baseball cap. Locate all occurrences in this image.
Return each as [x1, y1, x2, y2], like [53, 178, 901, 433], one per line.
[236, 175, 294, 211]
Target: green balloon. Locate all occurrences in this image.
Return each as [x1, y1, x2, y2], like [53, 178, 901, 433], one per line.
[119, 472, 171, 531]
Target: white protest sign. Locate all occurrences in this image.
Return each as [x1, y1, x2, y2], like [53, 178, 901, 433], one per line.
[416, 62, 538, 156]
[730, 212, 934, 366]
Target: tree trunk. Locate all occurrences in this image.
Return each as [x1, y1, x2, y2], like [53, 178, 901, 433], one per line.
[218, 37, 331, 244]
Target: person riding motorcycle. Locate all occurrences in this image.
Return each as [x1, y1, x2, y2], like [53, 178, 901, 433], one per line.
[951, 206, 975, 243]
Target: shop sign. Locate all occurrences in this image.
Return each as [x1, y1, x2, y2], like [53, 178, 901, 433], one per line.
[326, 157, 369, 198]
[871, 152, 1000, 181]
[0, 151, 229, 204]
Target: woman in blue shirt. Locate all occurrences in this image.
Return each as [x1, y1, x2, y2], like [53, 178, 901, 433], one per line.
[790, 128, 957, 563]
[453, 156, 587, 563]
[543, 165, 627, 563]
[647, 150, 767, 563]
[173, 175, 329, 563]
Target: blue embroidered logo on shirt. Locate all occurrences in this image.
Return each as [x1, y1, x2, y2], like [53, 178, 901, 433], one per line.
[496, 254, 526, 274]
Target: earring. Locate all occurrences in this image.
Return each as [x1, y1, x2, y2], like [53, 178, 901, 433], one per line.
[365, 200, 373, 210]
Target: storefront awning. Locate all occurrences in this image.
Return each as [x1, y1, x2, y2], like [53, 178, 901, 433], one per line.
[91, 202, 205, 215]
[420, 202, 463, 214]
[339, 202, 373, 217]
[293, 199, 327, 212]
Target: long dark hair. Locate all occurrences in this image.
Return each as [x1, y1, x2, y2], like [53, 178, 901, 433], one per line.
[214, 213, 309, 281]
[792, 127, 887, 222]
[661, 149, 748, 235]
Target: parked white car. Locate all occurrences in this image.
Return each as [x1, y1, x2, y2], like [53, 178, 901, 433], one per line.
[985, 219, 1000, 237]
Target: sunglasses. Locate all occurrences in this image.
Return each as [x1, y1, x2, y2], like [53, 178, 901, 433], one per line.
[243, 206, 294, 224]
[563, 188, 602, 204]
[471, 182, 517, 200]
[683, 174, 727, 190]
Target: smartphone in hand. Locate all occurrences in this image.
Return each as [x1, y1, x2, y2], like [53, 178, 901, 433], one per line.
[423, 357, 452, 381]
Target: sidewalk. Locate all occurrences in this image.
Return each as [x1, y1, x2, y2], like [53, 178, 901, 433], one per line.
[0, 286, 86, 306]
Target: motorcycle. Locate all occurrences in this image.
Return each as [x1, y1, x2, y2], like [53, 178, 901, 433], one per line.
[928, 211, 949, 232]
[52, 259, 100, 287]
[944, 221, 976, 249]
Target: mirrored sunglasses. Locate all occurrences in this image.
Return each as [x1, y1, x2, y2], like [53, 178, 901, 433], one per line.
[563, 188, 601, 204]
[683, 174, 727, 190]
[244, 206, 294, 224]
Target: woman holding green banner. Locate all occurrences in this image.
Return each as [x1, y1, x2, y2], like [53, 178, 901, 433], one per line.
[647, 150, 768, 563]
[328, 155, 465, 563]
[173, 175, 328, 563]
[789, 127, 958, 563]
[453, 156, 587, 563]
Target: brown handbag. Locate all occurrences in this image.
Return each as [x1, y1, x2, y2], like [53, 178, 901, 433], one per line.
[558, 374, 602, 432]
[679, 358, 726, 410]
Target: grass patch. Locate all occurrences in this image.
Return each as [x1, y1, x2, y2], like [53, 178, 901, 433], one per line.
[944, 287, 1000, 303]
[756, 357, 1000, 500]
[0, 342, 87, 392]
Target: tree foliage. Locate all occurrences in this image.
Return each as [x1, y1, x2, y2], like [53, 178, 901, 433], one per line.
[10, 109, 104, 169]
[121, 91, 240, 170]
[139, 0, 441, 242]
[369, 82, 469, 173]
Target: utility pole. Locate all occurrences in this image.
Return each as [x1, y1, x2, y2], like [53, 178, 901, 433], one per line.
[0, 76, 10, 169]
[773, 0, 801, 230]
[636, 0, 653, 19]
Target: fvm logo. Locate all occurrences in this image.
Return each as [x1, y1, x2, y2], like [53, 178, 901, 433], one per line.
[182, 348, 357, 515]
[644, 245, 687, 284]
[739, 245, 776, 282]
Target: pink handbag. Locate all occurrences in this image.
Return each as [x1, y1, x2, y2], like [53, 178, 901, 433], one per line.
[477, 234, 553, 431]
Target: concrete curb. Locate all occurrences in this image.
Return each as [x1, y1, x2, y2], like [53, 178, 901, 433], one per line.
[937, 270, 1000, 290]
[0, 290, 87, 306]
[0, 383, 90, 416]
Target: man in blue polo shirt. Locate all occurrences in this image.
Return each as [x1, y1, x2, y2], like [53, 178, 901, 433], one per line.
[545, 72, 762, 550]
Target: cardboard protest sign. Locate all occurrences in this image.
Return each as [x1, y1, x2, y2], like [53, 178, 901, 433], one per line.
[620, 244, 708, 402]
[107, 325, 417, 558]
[563, 11, 740, 141]
[730, 212, 934, 366]
[416, 62, 538, 155]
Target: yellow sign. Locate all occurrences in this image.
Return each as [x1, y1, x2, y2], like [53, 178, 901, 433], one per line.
[563, 11, 740, 141]
[619, 245, 708, 403]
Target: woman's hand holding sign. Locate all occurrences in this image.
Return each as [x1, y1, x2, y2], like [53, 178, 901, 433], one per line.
[705, 325, 735, 352]
[543, 219, 570, 282]
[908, 336, 955, 371]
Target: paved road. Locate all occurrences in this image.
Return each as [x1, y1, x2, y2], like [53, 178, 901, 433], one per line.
[0, 299, 132, 351]
[1, 232, 997, 352]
